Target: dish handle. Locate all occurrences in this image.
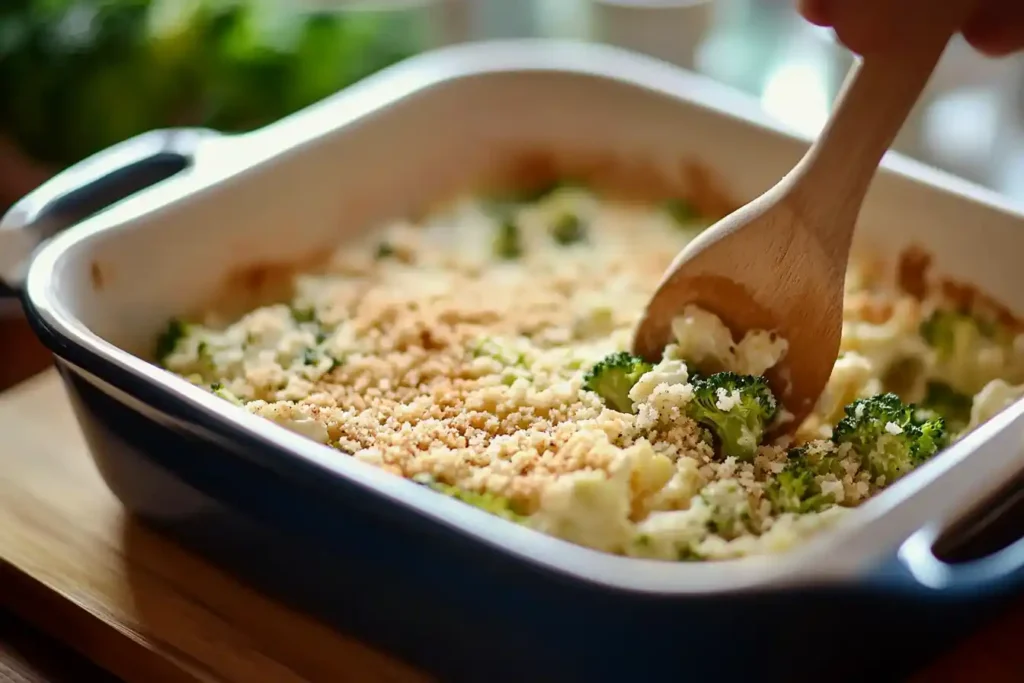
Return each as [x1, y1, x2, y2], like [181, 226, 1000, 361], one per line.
[887, 405, 1024, 597]
[896, 487, 1024, 597]
[0, 128, 220, 305]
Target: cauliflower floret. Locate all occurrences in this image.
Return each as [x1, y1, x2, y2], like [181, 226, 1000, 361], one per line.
[802, 352, 884, 437]
[841, 297, 927, 382]
[699, 479, 754, 539]
[625, 440, 676, 514]
[247, 400, 330, 444]
[571, 294, 617, 339]
[643, 456, 705, 513]
[531, 456, 635, 554]
[634, 383, 697, 431]
[920, 309, 1024, 396]
[968, 379, 1024, 430]
[733, 329, 789, 376]
[670, 305, 786, 376]
[670, 306, 736, 372]
[628, 357, 689, 405]
[628, 502, 713, 561]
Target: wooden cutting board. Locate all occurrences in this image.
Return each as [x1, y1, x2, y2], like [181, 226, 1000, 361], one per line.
[0, 370, 430, 683]
[0, 368, 1023, 683]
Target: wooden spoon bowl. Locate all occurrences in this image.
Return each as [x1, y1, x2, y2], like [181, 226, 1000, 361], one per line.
[634, 195, 846, 429]
[633, 0, 979, 432]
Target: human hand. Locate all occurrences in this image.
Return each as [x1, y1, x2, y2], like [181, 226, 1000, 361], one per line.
[797, 0, 1024, 57]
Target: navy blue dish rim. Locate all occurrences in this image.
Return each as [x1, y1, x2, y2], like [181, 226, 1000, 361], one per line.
[7, 41, 1024, 683]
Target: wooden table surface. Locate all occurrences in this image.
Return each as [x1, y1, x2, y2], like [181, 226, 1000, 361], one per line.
[1, 313, 1024, 683]
[0, 315, 431, 683]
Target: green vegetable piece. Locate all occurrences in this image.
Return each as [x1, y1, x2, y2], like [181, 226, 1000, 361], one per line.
[514, 180, 575, 203]
[469, 337, 527, 367]
[677, 545, 704, 562]
[211, 383, 244, 406]
[765, 447, 836, 514]
[919, 308, 1012, 395]
[302, 348, 319, 366]
[490, 181, 575, 208]
[832, 393, 947, 483]
[882, 356, 924, 397]
[550, 213, 587, 246]
[918, 380, 972, 434]
[291, 306, 317, 324]
[481, 180, 582, 223]
[494, 218, 523, 260]
[155, 318, 188, 363]
[920, 309, 997, 352]
[700, 481, 754, 539]
[413, 475, 526, 523]
[664, 198, 700, 226]
[686, 372, 778, 461]
[582, 352, 654, 413]
[375, 241, 396, 259]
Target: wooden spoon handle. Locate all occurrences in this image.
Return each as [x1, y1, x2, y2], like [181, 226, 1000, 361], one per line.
[787, 0, 979, 243]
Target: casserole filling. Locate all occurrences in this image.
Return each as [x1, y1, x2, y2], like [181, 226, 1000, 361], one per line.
[157, 185, 1024, 561]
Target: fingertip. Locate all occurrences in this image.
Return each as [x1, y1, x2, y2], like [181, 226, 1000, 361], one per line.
[797, 0, 833, 27]
[830, 23, 886, 57]
[808, 0, 908, 57]
[963, 34, 1024, 57]
[962, 0, 1024, 58]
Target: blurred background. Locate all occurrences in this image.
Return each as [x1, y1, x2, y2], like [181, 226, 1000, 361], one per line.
[1, 0, 1024, 385]
[4, 0, 1024, 213]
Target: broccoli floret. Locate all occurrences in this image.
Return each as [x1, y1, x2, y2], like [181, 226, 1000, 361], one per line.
[485, 181, 577, 211]
[833, 393, 947, 482]
[833, 393, 912, 452]
[493, 218, 522, 260]
[920, 309, 998, 352]
[920, 419, 947, 456]
[413, 474, 526, 523]
[517, 180, 577, 203]
[582, 352, 654, 413]
[766, 448, 836, 514]
[470, 336, 528, 367]
[374, 241, 396, 259]
[920, 308, 1012, 395]
[918, 380, 972, 434]
[700, 480, 755, 539]
[210, 383, 244, 406]
[686, 372, 778, 461]
[677, 546, 705, 561]
[290, 306, 317, 324]
[550, 213, 587, 245]
[664, 198, 700, 226]
[482, 181, 574, 224]
[155, 318, 189, 363]
[882, 356, 925, 397]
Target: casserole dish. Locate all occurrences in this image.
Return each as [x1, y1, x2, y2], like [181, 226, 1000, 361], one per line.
[5, 39, 1024, 681]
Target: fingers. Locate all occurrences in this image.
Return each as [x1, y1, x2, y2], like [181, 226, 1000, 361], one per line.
[962, 0, 1024, 56]
[796, 0, 832, 27]
[796, 0, 941, 56]
[796, 0, 1024, 58]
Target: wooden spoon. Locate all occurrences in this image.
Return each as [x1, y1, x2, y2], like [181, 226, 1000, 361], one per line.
[632, 0, 978, 433]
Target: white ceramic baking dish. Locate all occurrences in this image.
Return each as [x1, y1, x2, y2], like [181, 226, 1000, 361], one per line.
[5, 40, 1024, 682]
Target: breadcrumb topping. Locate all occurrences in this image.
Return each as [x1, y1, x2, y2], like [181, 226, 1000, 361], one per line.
[157, 186, 1024, 562]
